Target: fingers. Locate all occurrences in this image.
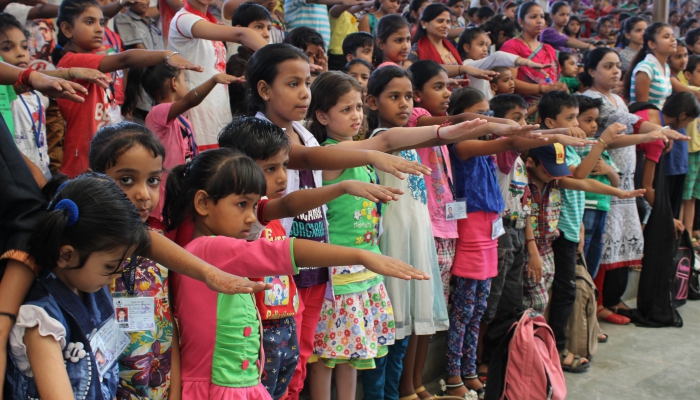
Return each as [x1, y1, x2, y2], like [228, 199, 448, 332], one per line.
[68, 81, 88, 95]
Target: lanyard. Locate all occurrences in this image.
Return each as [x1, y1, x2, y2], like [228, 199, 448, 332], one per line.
[19, 92, 43, 150]
[121, 257, 141, 296]
[437, 146, 456, 199]
[177, 115, 198, 157]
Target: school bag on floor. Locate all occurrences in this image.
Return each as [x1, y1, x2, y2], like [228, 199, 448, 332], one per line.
[485, 310, 566, 400]
[688, 256, 700, 300]
[565, 256, 599, 360]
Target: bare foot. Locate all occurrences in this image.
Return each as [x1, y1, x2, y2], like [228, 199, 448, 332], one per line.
[415, 387, 433, 399]
[597, 306, 613, 319]
[445, 377, 468, 397]
[615, 301, 631, 311]
[561, 350, 589, 366]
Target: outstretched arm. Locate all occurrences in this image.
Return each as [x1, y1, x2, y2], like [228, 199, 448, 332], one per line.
[98, 50, 203, 74]
[559, 176, 646, 199]
[167, 74, 242, 122]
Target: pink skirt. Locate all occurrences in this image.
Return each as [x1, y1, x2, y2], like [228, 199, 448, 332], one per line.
[452, 211, 499, 280]
[182, 381, 272, 400]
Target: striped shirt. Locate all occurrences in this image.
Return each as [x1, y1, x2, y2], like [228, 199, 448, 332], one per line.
[630, 53, 673, 108]
[284, 0, 330, 50]
[557, 146, 585, 242]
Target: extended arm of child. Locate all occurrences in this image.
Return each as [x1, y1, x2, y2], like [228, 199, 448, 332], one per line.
[24, 327, 76, 400]
[167, 73, 243, 122]
[570, 123, 627, 179]
[559, 176, 646, 199]
[98, 50, 203, 74]
[525, 223, 543, 282]
[0, 62, 88, 102]
[452, 131, 583, 160]
[263, 180, 403, 221]
[41, 67, 112, 90]
[190, 21, 269, 51]
[590, 158, 621, 187]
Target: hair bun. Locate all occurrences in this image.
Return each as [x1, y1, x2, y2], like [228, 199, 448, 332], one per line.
[54, 199, 80, 227]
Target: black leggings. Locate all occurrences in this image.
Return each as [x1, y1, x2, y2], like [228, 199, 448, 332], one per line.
[603, 267, 629, 309]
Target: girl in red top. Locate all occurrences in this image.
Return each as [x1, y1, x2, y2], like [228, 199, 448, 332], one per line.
[52, 0, 203, 178]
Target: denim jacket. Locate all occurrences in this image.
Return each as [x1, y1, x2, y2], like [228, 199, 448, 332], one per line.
[6, 271, 119, 400]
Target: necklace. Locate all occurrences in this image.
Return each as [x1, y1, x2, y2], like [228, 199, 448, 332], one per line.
[517, 35, 536, 50]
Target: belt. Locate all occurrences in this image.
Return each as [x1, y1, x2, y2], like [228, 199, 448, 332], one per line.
[502, 216, 526, 229]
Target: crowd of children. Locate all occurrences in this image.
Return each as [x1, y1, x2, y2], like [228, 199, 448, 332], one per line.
[0, 0, 697, 399]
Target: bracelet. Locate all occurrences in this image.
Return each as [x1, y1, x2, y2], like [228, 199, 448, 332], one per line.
[165, 51, 179, 62]
[525, 238, 536, 247]
[458, 65, 464, 75]
[194, 88, 202, 99]
[598, 137, 608, 148]
[17, 67, 34, 87]
[538, 84, 543, 94]
[436, 125, 444, 140]
[0, 312, 16, 323]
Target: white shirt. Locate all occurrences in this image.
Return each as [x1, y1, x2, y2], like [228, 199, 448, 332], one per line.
[463, 51, 519, 100]
[12, 92, 51, 180]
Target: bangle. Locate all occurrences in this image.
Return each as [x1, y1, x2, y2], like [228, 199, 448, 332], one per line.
[165, 51, 179, 62]
[525, 238, 536, 247]
[598, 137, 608, 148]
[436, 125, 444, 140]
[0, 312, 16, 323]
[458, 65, 464, 75]
[194, 88, 202, 99]
[16, 67, 34, 87]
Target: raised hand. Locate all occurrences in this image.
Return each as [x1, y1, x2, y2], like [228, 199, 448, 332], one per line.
[615, 188, 646, 199]
[204, 267, 273, 294]
[166, 52, 204, 72]
[438, 118, 488, 140]
[494, 123, 544, 139]
[359, 251, 430, 280]
[599, 122, 627, 144]
[64, 68, 111, 89]
[213, 73, 245, 85]
[554, 133, 596, 147]
[28, 72, 87, 102]
[369, 151, 432, 179]
[341, 180, 403, 203]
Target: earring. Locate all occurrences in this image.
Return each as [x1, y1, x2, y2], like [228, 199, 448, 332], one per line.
[415, 97, 421, 102]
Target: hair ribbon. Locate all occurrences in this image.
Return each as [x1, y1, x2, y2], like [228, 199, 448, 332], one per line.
[53, 199, 80, 227]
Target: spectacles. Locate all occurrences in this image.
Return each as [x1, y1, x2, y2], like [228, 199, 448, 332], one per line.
[477, 110, 495, 117]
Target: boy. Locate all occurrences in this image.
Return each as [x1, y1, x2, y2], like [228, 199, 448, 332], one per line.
[573, 95, 620, 278]
[342, 31, 374, 65]
[284, 26, 328, 72]
[328, 3, 370, 71]
[682, 55, 700, 243]
[227, 3, 272, 116]
[490, 66, 514, 96]
[217, 116, 400, 399]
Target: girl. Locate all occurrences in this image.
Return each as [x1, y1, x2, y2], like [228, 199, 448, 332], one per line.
[457, 26, 550, 100]
[306, 69, 486, 400]
[374, 14, 413, 68]
[681, 18, 698, 38]
[244, 43, 433, 400]
[448, 0, 466, 29]
[617, 16, 647, 74]
[6, 174, 151, 400]
[168, 0, 269, 150]
[124, 64, 240, 227]
[88, 122, 178, 399]
[359, 0, 400, 35]
[671, 9, 683, 38]
[592, 16, 614, 45]
[500, 1, 567, 121]
[162, 147, 427, 400]
[559, 51, 581, 93]
[51, 0, 202, 178]
[564, 14, 584, 42]
[624, 22, 676, 108]
[403, 0, 430, 38]
[540, 1, 597, 52]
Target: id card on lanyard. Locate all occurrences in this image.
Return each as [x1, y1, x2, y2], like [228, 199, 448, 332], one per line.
[438, 146, 467, 221]
[177, 115, 198, 162]
[19, 91, 44, 160]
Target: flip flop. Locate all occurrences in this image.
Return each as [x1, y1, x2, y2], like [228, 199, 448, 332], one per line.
[598, 329, 609, 343]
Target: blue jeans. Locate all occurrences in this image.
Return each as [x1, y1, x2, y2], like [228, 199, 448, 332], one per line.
[261, 317, 298, 399]
[361, 336, 410, 400]
[583, 209, 608, 279]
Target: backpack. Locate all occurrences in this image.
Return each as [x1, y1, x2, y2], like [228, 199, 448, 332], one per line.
[671, 232, 693, 308]
[485, 310, 566, 400]
[565, 256, 599, 361]
[689, 256, 700, 301]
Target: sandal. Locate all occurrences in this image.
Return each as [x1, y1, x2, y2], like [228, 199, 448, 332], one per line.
[439, 380, 479, 400]
[399, 395, 419, 400]
[597, 309, 630, 325]
[476, 363, 489, 384]
[463, 375, 486, 399]
[559, 349, 590, 373]
[598, 328, 609, 343]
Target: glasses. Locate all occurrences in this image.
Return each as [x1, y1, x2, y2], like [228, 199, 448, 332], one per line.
[477, 110, 495, 117]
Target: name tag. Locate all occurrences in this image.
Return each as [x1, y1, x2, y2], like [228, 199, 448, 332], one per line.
[89, 318, 130, 379]
[113, 297, 156, 332]
[492, 217, 506, 240]
[445, 200, 467, 221]
[107, 102, 122, 125]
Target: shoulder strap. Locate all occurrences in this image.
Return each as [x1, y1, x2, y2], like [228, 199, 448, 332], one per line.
[527, 43, 544, 60]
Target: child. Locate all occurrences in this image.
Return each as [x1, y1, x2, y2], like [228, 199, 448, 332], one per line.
[226, 3, 272, 116]
[682, 55, 700, 245]
[284, 26, 328, 71]
[624, 22, 676, 108]
[217, 116, 401, 399]
[342, 31, 374, 65]
[559, 52, 581, 93]
[51, 0, 202, 177]
[618, 16, 647, 73]
[162, 147, 427, 400]
[346, 58, 372, 97]
[88, 122, 178, 399]
[564, 15, 584, 42]
[686, 27, 700, 55]
[359, 0, 400, 35]
[373, 14, 412, 68]
[6, 174, 152, 400]
[592, 16, 614, 45]
[328, 2, 368, 71]
[670, 40, 690, 86]
[168, 0, 268, 149]
[490, 65, 515, 95]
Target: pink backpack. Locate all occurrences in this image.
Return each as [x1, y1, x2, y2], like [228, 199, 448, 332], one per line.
[498, 310, 566, 400]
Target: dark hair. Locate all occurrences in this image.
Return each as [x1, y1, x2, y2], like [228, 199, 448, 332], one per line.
[467, 7, 479, 18]
[662, 91, 700, 119]
[447, 0, 463, 7]
[624, 22, 672, 100]
[218, 116, 291, 160]
[502, 1, 517, 12]
[163, 148, 267, 231]
[414, 3, 452, 43]
[89, 121, 166, 173]
[52, 0, 100, 66]
[345, 57, 373, 72]
[489, 93, 528, 118]
[308, 71, 363, 142]
[0, 13, 24, 37]
[618, 12, 631, 26]
[447, 87, 486, 115]
[457, 26, 487, 59]
[681, 18, 698, 36]
[480, 14, 517, 50]
[538, 90, 579, 127]
[597, 16, 613, 30]
[342, 31, 374, 57]
[687, 54, 700, 73]
[373, 14, 410, 66]
[558, 51, 575, 68]
[123, 63, 181, 116]
[29, 173, 150, 272]
[616, 16, 645, 47]
[245, 43, 308, 115]
[231, 2, 271, 27]
[517, 1, 542, 22]
[283, 26, 325, 51]
[366, 65, 413, 130]
[408, 60, 446, 92]
[549, 1, 569, 15]
[669, 10, 681, 25]
[41, 173, 70, 202]
[574, 94, 602, 114]
[492, 65, 511, 76]
[564, 14, 582, 38]
[476, 5, 495, 21]
[405, 0, 431, 23]
[580, 47, 617, 87]
[686, 27, 700, 48]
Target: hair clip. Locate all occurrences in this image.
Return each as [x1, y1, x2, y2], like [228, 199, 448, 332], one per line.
[184, 161, 193, 177]
[53, 199, 80, 227]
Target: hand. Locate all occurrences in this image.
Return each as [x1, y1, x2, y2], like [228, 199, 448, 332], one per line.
[341, 180, 404, 203]
[659, 128, 688, 141]
[554, 133, 596, 147]
[664, 139, 674, 155]
[18, 0, 46, 5]
[309, 63, 324, 73]
[204, 267, 273, 294]
[527, 252, 543, 282]
[674, 218, 686, 238]
[438, 118, 488, 140]
[359, 251, 430, 280]
[166, 53, 204, 72]
[64, 68, 111, 89]
[615, 188, 646, 199]
[590, 158, 610, 175]
[529, 61, 555, 69]
[368, 151, 432, 180]
[448, 77, 470, 89]
[342, 0, 364, 5]
[535, 126, 587, 139]
[462, 65, 498, 80]
[641, 130, 669, 144]
[493, 122, 545, 139]
[313, 47, 328, 73]
[577, 238, 585, 254]
[27, 71, 87, 102]
[212, 73, 244, 85]
[599, 122, 626, 145]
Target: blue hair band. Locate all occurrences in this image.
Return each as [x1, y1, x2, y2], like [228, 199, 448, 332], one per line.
[54, 199, 80, 227]
[54, 43, 64, 50]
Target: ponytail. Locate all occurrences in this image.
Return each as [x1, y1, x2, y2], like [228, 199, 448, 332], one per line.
[122, 67, 148, 118]
[163, 163, 189, 231]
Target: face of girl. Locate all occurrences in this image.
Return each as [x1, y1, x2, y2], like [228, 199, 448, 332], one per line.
[424, 11, 451, 40]
[56, 246, 133, 294]
[589, 51, 622, 90]
[670, 45, 689, 72]
[561, 55, 578, 77]
[104, 145, 163, 222]
[650, 26, 678, 56]
[671, 12, 682, 25]
[380, 0, 401, 14]
[416, 70, 451, 115]
[347, 63, 371, 98]
[380, 27, 411, 63]
[62, 5, 105, 52]
[463, 33, 489, 60]
[262, 59, 311, 123]
[553, 5, 570, 28]
[319, 90, 364, 139]
[461, 99, 489, 114]
[450, 1, 465, 21]
[626, 21, 647, 46]
[198, 192, 261, 239]
[598, 20, 612, 37]
[567, 20, 580, 35]
[519, 5, 545, 37]
[256, 149, 289, 199]
[412, 1, 430, 21]
[0, 27, 29, 68]
[504, 5, 516, 20]
[492, 69, 514, 94]
[267, 0, 277, 11]
[369, 76, 414, 128]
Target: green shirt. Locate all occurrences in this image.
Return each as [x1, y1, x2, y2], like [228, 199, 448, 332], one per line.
[573, 143, 619, 212]
[558, 146, 584, 242]
[0, 56, 16, 134]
